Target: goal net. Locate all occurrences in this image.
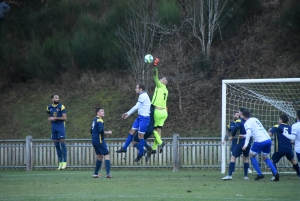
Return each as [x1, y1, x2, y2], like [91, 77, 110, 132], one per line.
[221, 78, 300, 174]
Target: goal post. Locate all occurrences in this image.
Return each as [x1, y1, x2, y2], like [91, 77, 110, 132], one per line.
[221, 78, 300, 174]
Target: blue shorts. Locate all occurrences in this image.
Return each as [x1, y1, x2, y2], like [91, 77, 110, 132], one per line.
[132, 115, 150, 134]
[134, 106, 154, 141]
[51, 127, 66, 140]
[231, 138, 251, 157]
[251, 139, 272, 155]
[272, 151, 294, 163]
[92, 139, 109, 155]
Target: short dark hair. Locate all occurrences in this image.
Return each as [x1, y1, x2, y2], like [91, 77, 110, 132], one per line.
[138, 83, 146, 91]
[242, 109, 251, 118]
[51, 94, 58, 99]
[239, 107, 246, 113]
[95, 107, 104, 115]
[280, 114, 289, 123]
[297, 110, 300, 120]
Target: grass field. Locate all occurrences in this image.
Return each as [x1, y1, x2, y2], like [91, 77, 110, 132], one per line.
[0, 169, 298, 201]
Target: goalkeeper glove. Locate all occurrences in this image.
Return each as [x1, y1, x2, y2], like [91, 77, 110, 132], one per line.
[154, 58, 159, 66]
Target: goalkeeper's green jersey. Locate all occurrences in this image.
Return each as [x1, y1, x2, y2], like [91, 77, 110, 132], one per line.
[151, 67, 168, 108]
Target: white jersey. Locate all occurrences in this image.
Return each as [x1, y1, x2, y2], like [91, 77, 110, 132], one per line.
[292, 122, 300, 153]
[126, 92, 151, 117]
[244, 117, 270, 147]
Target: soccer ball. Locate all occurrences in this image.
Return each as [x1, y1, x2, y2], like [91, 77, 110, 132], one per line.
[144, 54, 153, 63]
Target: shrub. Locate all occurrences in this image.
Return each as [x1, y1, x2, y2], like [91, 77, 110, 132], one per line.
[158, 0, 181, 26]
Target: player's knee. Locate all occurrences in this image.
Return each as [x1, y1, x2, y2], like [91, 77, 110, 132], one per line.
[104, 154, 110, 160]
[97, 155, 103, 160]
[138, 133, 144, 139]
[242, 157, 249, 162]
[290, 158, 297, 164]
[262, 155, 269, 161]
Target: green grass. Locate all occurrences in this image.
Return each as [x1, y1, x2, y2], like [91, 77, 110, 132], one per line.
[0, 169, 297, 201]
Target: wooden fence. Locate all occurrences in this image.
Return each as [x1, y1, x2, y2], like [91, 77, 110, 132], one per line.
[0, 135, 295, 172]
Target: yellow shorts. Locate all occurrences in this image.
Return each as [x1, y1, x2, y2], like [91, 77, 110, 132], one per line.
[154, 108, 168, 127]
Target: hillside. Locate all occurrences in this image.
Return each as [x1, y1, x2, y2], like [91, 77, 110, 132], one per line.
[0, 0, 299, 139]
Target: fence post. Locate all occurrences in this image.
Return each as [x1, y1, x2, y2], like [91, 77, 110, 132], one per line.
[172, 134, 180, 172]
[26, 135, 33, 171]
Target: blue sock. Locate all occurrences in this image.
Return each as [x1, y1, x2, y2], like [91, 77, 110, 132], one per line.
[228, 162, 235, 176]
[60, 142, 67, 162]
[138, 139, 145, 156]
[244, 163, 249, 176]
[265, 158, 277, 175]
[271, 162, 277, 175]
[251, 157, 262, 175]
[105, 160, 111, 175]
[293, 164, 300, 175]
[133, 143, 140, 151]
[94, 160, 102, 175]
[54, 142, 62, 162]
[123, 134, 134, 149]
[144, 141, 150, 150]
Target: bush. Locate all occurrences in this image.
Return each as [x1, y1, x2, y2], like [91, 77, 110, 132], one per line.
[158, 0, 181, 26]
[24, 33, 72, 82]
[277, 1, 300, 42]
[215, 0, 262, 42]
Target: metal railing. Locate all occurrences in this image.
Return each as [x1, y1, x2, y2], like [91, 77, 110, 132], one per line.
[0, 135, 294, 172]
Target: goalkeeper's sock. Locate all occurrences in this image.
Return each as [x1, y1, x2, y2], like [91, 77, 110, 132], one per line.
[54, 142, 62, 162]
[251, 157, 262, 175]
[243, 163, 249, 176]
[94, 160, 102, 175]
[265, 158, 277, 174]
[152, 139, 158, 150]
[123, 134, 134, 149]
[228, 162, 235, 176]
[105, 160, 111, 175]
[293, 163, 300, 175]
[153, 131, 162, 145]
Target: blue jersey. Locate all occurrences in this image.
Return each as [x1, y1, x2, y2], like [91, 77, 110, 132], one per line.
[232, 118, 246, 137]
[227, 121, 236, 132]
[269, 124, 292, 152]
[90, 116, 105, 142]
[46, 103, 66, 128]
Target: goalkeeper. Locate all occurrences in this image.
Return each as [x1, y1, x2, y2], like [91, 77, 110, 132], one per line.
[147, 58, 169, 158]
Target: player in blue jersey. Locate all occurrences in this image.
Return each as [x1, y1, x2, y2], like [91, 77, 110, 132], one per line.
[90, 107, 112, 178]
[47, 94, 67, 170]
[268, 114, 300, 181]
[241, 109, 279, 181]
[222, 112, 239, 150]
[116, 83, 151, 162]
[222, 108, 251, 180]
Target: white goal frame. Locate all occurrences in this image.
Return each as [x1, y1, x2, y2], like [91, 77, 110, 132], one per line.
[221, 78, 300, 174]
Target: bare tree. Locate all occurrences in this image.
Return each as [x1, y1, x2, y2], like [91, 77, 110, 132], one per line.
[115, 0, 161, 90]
[189, 0, 228, 60]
